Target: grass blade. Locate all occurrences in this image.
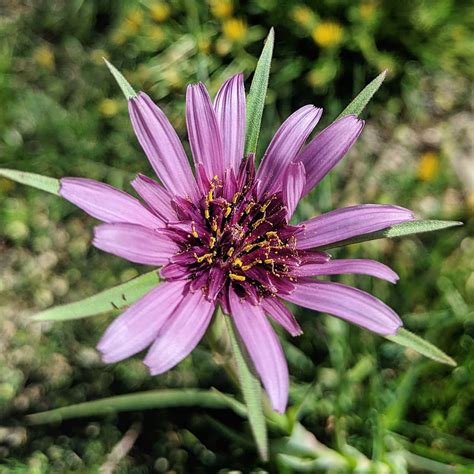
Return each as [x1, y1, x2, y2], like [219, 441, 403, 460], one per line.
[32, 271, 159, 321]
[338, 70, 387, 118]
[318, 220, 462, 250]
[104, 58, 137, 100]
[26, 389, 246, 425]
[386, 328, 457, 366]
[224, 313, 269, 461]
[245, 28, 274, 155]
[0, 168, 60, 195]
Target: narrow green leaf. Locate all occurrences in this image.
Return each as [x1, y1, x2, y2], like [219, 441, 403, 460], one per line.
[104, 58, 137, 100]
[318, 220, 463, 250]
[0, 168, 60, 195]
[26, 389, 246, 425]
[245, 28, 274, 155]
[386, 328, 457, 366]
[32, 271, 159, 321]
[224, 313, 269, 461]
[338, 70, 387, 118]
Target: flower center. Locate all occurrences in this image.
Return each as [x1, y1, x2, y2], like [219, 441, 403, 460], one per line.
[161, 158, 304, 303]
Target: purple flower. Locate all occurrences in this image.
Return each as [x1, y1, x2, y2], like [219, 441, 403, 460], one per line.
[60, 73, 414, 413]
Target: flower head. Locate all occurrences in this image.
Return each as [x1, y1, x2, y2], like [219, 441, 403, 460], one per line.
[60, 73, 414, 413]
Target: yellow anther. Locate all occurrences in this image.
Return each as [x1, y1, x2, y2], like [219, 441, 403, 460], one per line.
[191, 223, 199, 239]
[264, 259, 274, 265]
[229, 273, 246, 281]
[211, 218, 218, 232]
[224, 205, 232, 218]
[245, 202, 254, 214]
[194, 252, 214, 263]
[261, 199, 273, 212]
[252, 217, 267, 229]
[233, 257, 243, 267]
[232, 192, 241, 204]
[208, 189, 214, 202]
[227, 247, 235, 257]
[209, 236, 216, 249]
[204, 208, 210, 220]
[244, 243, 256, 252]
[241, 264, 252, 271]
[266, 231, 278, 239]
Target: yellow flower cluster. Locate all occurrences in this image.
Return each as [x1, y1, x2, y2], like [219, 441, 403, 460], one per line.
[222, 17, 247, 42]
[312, 21, 344, 48]
[417, 151, 439, 181]
[33, 45, 55, 70]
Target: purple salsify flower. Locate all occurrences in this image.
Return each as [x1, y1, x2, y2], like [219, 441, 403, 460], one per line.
[60, 73, 414, 413]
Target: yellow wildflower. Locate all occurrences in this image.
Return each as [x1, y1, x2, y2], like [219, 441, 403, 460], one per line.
[312, 21, 344, 48]
[150, 2, 170, 22]
[292, 5, 313, 27]
[33, 45, 55, 70]
[418, 151, 439, 181]
[147, 25, 165, 43]
[99, 99, 119, 118]
[222, 18, 247, 43]
[209, 0, 233, 19]
[123, 8, 144, 35]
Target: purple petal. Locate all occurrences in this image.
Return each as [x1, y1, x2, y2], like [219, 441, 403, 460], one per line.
[229, 290, 289, 414]
[97, 280, 187, 363]
[131, 174, 176, 222]
[292, 259, 399, 283]
[283, 162, 306, 219]
[256, 105, 322, 196]
[60, 178, 162, 228]
[298, 115, 364, 196]
[186, 83, 224, 179]
[128, 92, 198, 200]
[93, 223, 178, 265]
[262, 298, 303, 336]
[282, 279, 402, 335]
[214, 73, 246, 172]
[144, 289, 215, 375]
[297, 204, 415, 249]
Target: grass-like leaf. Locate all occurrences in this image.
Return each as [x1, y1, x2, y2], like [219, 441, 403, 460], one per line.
[0, 168, 60, 195]
[26, 389, 246, 425]
[338, 70, 387, 118]
[318, 220, 463, 250]
[244, 28, 274, 155]
[224, 313, 269, 461]
[386, 328, 457, 366]
[104, 58, 137, 100]
[32, 271, 159, 321]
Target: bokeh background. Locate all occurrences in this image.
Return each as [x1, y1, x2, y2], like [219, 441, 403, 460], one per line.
[0, 0, 473, 472]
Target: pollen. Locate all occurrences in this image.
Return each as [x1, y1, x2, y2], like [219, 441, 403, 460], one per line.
[229, 273, 246, 281]
[233, 257, 243, 267]
[227, 247, 235, 257]
[209, 236, 216, 249]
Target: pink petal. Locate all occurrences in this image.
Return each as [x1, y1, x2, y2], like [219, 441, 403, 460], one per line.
[282, 162, 306, 219]
[297, 204, 415, 249]
[214, 73, 246, 172]
[292, 259, 399, 283]
[144, 289, 215, 375]
[60, 178, 162, 228]
[97, 280, 187, 363]
[282, 279, 402, 335]
[186, 83, 224, 180]
[93, 223, 178, 265]
[128, 92, 198, 200]
[229, 290, 289, 414]
[298, 115, 364, 196]
[261, 298, 303, 336]
[131, 174, 176, 222]
[256, 105, 322, 196]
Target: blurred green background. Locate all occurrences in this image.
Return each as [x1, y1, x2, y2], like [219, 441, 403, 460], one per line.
[0, 0, 473, 472]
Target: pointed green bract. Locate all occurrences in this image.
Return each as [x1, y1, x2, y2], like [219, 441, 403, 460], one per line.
[26, 389, 246, 425]
[386, 328, 457, 366]
[318, 220, 463, 250]
[245, 28, 274, 155]
[32, 271, 159, 321]
[104, 58, 137, 100]
[224, 313, 269, 461]
[0, 168, 60, 195]
[338, 70, 387, 118]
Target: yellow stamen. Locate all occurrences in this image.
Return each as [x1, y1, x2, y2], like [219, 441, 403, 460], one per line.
[227, 247, 235, 257]
[260, 199, 273, 212]
[204, 208, 210, 220]
[264, 259, 274, 265]
[194, 252, 214, 263]
[211, 218, 218, 232]
[191, 223, 199, 239]
[252, 217, 266, 229]
[266, 231, 278, 239]
[233, 257, 243, 267]
[229, 273, 246, 281]
[245, 202, 254, 214]
[232, 192, 241, 204]
[224, 206, 232, 218]
[209, 236, 216, 249]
